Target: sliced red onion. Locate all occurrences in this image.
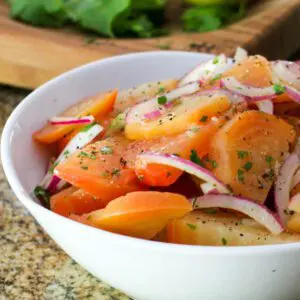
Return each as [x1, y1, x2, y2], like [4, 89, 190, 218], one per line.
[137, 153, 230, 194]
[256, 100, 274, 114]
[179, 54, 231, 86]
[200, 182, 219, 194]
[197, 88, 246, 105]
[194, 194, 283, 235]
[47, 175, 61, 193]
[50, 116, 94, 125]
[143, 110, 163, 121]
[221, 77, 276, 101]
[272, 61, 300, 90]
[127, 82, 200, 123]
[275, 152, 300, 225]
[39, 123, 103, 194]
[286, 85, 300, 103]
[292, 169, 300, 190]
[288, 193, 300, 213]
[234, 47, 248, 64]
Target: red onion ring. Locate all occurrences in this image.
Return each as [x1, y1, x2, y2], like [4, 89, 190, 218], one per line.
[194, 194, 283, 235]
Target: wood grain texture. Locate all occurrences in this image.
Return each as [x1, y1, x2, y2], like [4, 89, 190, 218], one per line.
[0, 0, 299, 89]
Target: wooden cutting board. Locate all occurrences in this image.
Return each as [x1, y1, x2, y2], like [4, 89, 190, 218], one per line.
[0, 0, 300, 89]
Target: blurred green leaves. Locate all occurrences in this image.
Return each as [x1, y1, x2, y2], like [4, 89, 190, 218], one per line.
[182, 1, 247, 33]
[8, 0, 167, 37]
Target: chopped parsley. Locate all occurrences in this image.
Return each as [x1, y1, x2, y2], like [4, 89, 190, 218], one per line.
[79, 151, 96, 160]
[111, 168, 120, 176]
[213, 56, 219, 64]
[211, 160, 218, 169]
[80, 122, 96, 132]
[187, 223, 197, 230]
[221, 237, 227, 246]
[237, 150, 249, 159]
[157, 86, 165, 94]
[273, 84, 286, 95]
[109, 113, 126, 132]
[100, 146, 113, 155]
[237, 169, 245, 183]
[49, 162, 59, 174]
[81, 166, 88, 170]
[190, 149, 204, 166]
[210, 73, 222, 83]
[200, 115, 208, 122]
[34, 186, 50, 207]
[243, 161, 253, 172]
[63, 150, 70, 157]
[265, 155, 273, 166]
[157, 95, 167, 105]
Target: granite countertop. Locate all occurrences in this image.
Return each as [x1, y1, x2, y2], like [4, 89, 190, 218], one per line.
[0, 86, 131, 300]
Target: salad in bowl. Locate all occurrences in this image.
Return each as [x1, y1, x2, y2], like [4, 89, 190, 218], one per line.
[31, 47, 300, 247]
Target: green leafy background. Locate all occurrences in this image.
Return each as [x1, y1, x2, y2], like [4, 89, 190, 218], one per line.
[7, 0, 247, 38]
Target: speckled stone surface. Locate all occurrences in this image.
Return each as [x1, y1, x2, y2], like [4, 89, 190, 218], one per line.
[0, 86, 132, 300]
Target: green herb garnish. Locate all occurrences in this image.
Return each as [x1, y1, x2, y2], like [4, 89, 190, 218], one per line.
[222, 237, 227, 246]
[265, 155, 273, 166]
[190, 149, 204, 167]
[211, 160, 218, 169]
[200, 115, 208, 122]
[187, 223, 197, 230]
[157, 86, 165, 94]
[111, 168, 120, 176]
[273, 84, 286, 95]
[210, 73, 222, 83]
[100, 146, 113, 155]
[213, 56, 219, 64]
[81, 166, 88, 170]
[243, 161, 253, 172]
[157, 95, 167, 105]
[80, 122, 96, 132]
[34, 186, 50, 207]
[79, 151, 96, 160]
[49, 162, 59, 174]
[109, 113, 126, 133]
[237, 169, 245, 183]
[237, 150, 249, 159]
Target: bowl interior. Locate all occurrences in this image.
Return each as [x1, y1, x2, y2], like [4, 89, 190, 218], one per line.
[2, 51, 213, 203]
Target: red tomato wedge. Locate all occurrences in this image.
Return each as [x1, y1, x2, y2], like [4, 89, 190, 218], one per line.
[55, 137, 146, 199]
[86, 191, 192, 239]
[50, 186, 107, 217]
[34, 90, 117, 144]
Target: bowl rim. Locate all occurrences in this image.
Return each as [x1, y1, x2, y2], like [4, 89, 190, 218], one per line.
[2, 50, 300, 255]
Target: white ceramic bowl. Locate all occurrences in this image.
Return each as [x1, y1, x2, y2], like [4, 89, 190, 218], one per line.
[2, 51, 300, 300]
